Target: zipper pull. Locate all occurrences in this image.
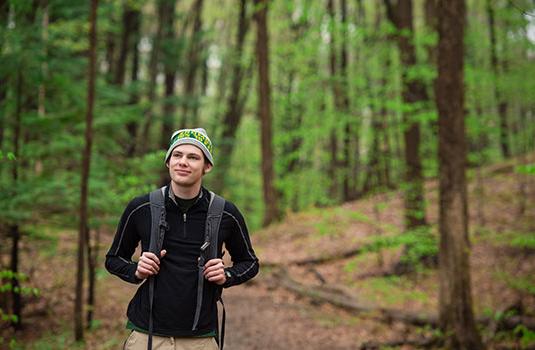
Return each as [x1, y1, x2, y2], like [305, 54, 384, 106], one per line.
[183, 213, 187, 222]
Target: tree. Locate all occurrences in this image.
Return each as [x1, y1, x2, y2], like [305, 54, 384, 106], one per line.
[182, 0, 204, 127]
[74, 0, 98, 340]
[254, 0, 280, 226]
[435, 0, 483, 348]
[384, 0, 427, 229]
[486, 0, 510, 158]
[213, 0, 250, 193]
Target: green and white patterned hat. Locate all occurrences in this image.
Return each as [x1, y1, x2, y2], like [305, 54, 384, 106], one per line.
[164, 128, 214, 165]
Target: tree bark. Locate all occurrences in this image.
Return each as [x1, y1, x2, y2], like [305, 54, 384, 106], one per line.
[339, 0, 353, 201]
[182, 0, 204, 127]
[9, 70, 23, 331]
[435, 1, 483, 348]
[486, 0, 510, 159]
[140, 0, 166, 154]
[159, 0, 178, 185]
[254, 0, 280, 226]
[125, 8, 141, 156]
[75, 0, 98, 340]
[327, 0, 339, 200]
[384, 0, 427, 229]
[0, 0, 9, 152]
[114, 5, 135, 86]
[213, 0, 250, 193]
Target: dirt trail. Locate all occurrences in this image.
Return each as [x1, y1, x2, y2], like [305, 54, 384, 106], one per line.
[93, 270, 388, 350]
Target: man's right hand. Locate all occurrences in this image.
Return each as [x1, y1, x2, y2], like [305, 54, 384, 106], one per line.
[135, 250, 167, 280]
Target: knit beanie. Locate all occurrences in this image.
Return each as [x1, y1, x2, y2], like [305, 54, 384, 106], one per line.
[164, 128, 214, 165]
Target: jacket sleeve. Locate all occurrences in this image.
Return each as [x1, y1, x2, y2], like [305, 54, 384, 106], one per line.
[104, 199, 145, 284]
[222, 202, 259, 288]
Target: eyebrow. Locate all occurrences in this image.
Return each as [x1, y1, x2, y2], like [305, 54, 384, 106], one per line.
[172, 151, 202, 157]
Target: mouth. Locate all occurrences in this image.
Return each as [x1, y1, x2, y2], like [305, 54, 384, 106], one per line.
[175, 169, 191, 176]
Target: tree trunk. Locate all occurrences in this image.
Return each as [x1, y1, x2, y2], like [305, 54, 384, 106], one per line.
[254, 0, 280, 226]
[9, 70, 23, 331]
[327, 0, 339, 201]
[75, 0, 98, 340]
[435, 1, 483, 348]
[182, 0, 204, 127]
[38, 0, 48, 118]
[159, 0, 178, 185]
[486, 0, 510, 159]
[0, 0, 10, 149]
[213, 0, 250, 193]
[339, 0, 354, 202]
[125, 8, 141, 156]
[140, 0, 166, 154]
[384, 0, 427, 229]
[114, 5, 135, 86]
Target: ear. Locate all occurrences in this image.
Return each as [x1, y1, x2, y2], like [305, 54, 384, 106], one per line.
[203, 163, 213, 174]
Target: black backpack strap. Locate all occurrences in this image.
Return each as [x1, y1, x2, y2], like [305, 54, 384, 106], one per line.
[147, 186, 167, 350]
[192, 192, 225, 340]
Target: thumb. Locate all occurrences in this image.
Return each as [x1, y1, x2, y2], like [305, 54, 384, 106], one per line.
[160, 249, 167, 258]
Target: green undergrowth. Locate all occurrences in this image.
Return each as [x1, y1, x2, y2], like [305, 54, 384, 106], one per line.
[350, 274, 432, 307]
[475, 228, 535, 250]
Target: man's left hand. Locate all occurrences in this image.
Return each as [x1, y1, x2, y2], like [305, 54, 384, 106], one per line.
[203, 258, 226, 285]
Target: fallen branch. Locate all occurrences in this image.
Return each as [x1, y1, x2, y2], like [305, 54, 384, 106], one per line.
[270, 267, 535, 332]
[263, 246, 365, 268]
[272, 267, 438, 328]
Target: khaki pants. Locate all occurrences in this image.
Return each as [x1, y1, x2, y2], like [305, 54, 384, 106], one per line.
[123, 330, 219, 350]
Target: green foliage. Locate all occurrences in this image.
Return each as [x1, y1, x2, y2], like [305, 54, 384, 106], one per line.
[514, 325, 535, 348]
[515, 163, 535, 176]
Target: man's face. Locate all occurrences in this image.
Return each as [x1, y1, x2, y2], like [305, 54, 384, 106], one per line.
[166, 144, 212, 188]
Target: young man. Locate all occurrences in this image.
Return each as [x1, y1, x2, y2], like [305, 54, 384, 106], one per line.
[105, 128, 259, 350]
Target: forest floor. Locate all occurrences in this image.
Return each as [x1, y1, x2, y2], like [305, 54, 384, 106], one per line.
[2, 159, 535, 350]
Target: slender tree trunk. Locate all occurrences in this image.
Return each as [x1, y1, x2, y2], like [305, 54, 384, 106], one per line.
[159, 0, 178, 185]
[182, 0, 204, 127]
[38, 0, 48, 117]
[435, 1, 483, 348]
[9, 70, 23, 331]
[384, 0, 427, 229]
[327, 0, 339, 200]
[75, 0, 98, 340]
[114, 5, 135, 86]
[254, 0, 280, 226]
[140, 0, 166, 154]
[339, 0, 354, 201]
[0, 0, 10, 149]
[213, 0, 249, 193]
[486, 0, 510, 158]
[125, 8, 141, 156]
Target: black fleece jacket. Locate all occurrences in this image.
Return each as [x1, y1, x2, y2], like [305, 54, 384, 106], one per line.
[105, 186, 259, 337]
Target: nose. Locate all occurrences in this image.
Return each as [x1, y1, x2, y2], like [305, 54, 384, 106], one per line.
[177, 155, 188, 166]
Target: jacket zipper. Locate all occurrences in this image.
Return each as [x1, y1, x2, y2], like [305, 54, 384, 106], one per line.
[183, 212, 187, 238]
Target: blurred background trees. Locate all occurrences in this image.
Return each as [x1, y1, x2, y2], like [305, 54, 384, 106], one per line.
[0, 0, 534, 346]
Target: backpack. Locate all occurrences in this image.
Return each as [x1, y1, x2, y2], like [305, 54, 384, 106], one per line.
[146, 186, 226, 350]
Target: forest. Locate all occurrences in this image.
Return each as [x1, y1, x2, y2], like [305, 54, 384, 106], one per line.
[0, 0, 534, 349]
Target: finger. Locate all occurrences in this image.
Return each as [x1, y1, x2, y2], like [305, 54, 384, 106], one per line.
[204, 268, 225, 276]
[160, 250, 167, 258]
[203, 263, 224, 275]
[137, 265, 154, 277]
[140, 257, 160, 272]
[204, 259, 223, 269]
[207, 274, 225, 284]
[142, 252, 161, 265]
[139, 262, 158, 274]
